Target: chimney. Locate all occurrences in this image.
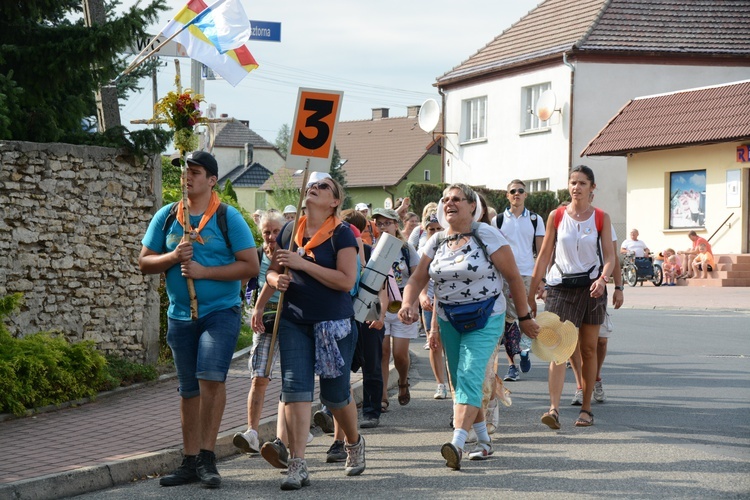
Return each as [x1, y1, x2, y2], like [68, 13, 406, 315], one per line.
[220, 113, 229, 118]
[371, 108, 389, 120]
[407, 105, 421, 118]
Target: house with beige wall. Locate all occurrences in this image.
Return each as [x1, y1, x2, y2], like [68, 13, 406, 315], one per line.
[582, 80, 750, 286]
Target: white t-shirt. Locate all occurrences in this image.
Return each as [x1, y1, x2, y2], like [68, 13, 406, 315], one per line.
[621, 238, 649, 258]
[545, 211, 602, 287]
[492, 208, 546, 276]
[422, 223, 508, 320]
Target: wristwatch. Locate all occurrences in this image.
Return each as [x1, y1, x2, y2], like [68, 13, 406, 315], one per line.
[614, 285, 624, 291]
[517, 312, 532, 322]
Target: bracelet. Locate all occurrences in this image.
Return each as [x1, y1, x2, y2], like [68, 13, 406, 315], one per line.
[517, 312, 532, 322]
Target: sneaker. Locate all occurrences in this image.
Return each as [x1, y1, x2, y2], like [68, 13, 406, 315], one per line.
[159, 455, 199, 487]
[360, 415, 379, 429]
[594, 380, 606, 402]
[344, 435, 366, 476]
[440, 442, 462, 470]
[519, 350, 531, 373]
[423, 341, 430, 350]
[503, 365, 520, 381]
[196, 449, 221, 489]
[233, 429, 260, 454]
[434, 383, 448, 400]
[314, 409, 335, 434]
[571, 388, 583, 406]
[468, 441, 493, 460]
[280, 458, 310, 490]
[307, 431, 314, 444]
[326, 439, 347, 463]
[261, 438, 289, 469]
[484, 400, 499, 434]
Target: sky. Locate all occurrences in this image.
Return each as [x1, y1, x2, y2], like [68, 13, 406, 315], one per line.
[119, 0, 542, 144]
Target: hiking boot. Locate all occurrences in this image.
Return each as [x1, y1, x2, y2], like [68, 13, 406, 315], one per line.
[594, 380, 606, 402]
[503, 365, 519, 381]
[261, 438, 289, 469]
[434, 383, 448, 400]
[519, 349, 531, 372]
[233, 429, 260, 454]
[344, 435, 366, 476]
[468, 441, 493, 460]
[440, 442, 462, 470]
[314, 409, 335, 434]
[571, 388, 583, 406]
[159, 455, 199, 487]
[360, 415, 379, 429]
[326, 439, 347, 463]
[196, 449, 221, 488]
[280, 458, 310, 490]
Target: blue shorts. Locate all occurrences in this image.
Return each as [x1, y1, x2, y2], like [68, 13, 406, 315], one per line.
[277, 317, 357, 409]
[167, 306, 241, 398]
[439, 313, 504, 408]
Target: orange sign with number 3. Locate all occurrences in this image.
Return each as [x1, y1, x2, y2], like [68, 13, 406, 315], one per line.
[290, 89, 343, 160]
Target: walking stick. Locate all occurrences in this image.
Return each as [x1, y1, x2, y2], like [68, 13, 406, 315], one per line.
[264, 162, 311, 376]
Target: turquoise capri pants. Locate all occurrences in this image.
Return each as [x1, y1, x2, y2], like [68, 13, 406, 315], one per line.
[438, 313, 505, 408]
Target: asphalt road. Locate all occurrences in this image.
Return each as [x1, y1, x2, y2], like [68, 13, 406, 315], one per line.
[74, 308, 750, 499]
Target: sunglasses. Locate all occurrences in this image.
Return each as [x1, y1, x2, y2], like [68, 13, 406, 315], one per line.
[376, 220, 395, 228]
[308, 181, 332, 191]
[442, 196, 467, 204]
[509, 188, 525, 195]
[426, 226, 442, 232]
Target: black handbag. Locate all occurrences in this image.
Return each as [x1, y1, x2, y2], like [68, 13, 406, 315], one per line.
[557, 265, 596, 288]
[439, 295, 498, 333]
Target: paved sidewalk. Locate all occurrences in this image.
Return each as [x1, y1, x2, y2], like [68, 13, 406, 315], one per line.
[0, 285, 747, 499]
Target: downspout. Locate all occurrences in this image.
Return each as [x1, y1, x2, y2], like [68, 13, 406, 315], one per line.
[439, 87, 447, 184]
[563, 52, 575, 172]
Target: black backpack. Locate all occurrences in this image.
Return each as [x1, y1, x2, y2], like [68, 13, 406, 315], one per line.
[162, 202, 232, 249]
[494, 210, 539, 256]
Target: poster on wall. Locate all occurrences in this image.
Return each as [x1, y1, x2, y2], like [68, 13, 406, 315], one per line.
[669, 170, 706, 229]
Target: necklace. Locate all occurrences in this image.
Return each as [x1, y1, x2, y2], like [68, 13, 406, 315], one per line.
[570, 205, 592, 218]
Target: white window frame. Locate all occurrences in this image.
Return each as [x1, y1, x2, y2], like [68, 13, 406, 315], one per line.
[524, 178, 549, 193]
[461, 96, 487, 143]
[424, 169, 431, 181]
[521, 82, 551, 133]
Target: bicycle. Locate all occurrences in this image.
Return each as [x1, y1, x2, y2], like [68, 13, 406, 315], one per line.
[621, 252, 663, 287]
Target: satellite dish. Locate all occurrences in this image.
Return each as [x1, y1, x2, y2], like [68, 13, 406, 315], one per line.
[418, 98, 440, 133]
[536, 90, 557, 121]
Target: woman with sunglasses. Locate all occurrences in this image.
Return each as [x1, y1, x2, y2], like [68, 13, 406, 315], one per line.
[371, 207, 421, 411]
[399, 183, 539, 470]
[252, 174, 365, 489]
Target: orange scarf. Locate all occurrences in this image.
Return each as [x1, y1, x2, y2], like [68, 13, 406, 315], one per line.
[176, 191, 221, 245]
[294, 215, 342, 260]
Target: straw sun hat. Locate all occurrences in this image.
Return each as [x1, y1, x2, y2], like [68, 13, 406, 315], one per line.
[531, 312, 578, 365]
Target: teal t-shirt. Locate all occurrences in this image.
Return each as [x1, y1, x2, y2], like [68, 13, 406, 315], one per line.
[142, 203, 255, 320]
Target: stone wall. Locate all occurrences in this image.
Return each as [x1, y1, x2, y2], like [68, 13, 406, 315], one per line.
[0, 141, 161, 363]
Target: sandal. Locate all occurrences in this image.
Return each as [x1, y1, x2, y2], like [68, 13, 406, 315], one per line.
[541, 408, 561, 429]
[381, 399, 389, 412]
[575, 409, 594, 427]
[398, 378, 411, 406]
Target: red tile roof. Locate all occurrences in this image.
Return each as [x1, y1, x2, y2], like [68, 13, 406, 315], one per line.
[438, 0, 750, 86]
[581, 80, 750, 156]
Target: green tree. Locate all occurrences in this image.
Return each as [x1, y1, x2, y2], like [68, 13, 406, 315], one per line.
[329, 146, 352, 209]
[274, 123, 290, 159]
[0, 0, 171, 152]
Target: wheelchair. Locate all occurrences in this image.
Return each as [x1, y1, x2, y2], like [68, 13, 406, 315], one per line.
[621, 252, 663, 287]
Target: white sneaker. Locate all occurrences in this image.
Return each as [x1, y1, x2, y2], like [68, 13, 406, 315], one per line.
[307, 431, 314, 444]
[434, 383, 448, 399]
[484, 400, 499, 434]
[344, 435, 366, 476]
[594, 380, 606, 402]
[233, 429, 260, 454]
[423, 342, 430, 350]
[571, 388, 583, 406]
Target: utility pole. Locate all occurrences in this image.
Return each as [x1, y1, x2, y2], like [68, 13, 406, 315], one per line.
[83, 0, 121, 132]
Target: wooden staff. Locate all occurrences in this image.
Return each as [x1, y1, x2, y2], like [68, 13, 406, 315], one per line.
[265, 162, 311, 376]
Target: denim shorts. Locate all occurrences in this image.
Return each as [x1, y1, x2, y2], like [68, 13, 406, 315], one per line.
[167, 306, 241, 398]
[277, 317, 357, 409]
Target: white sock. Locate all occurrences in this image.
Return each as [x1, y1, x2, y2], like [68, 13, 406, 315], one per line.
[452, 428, 468, 450]
[473, 421, 490, 443]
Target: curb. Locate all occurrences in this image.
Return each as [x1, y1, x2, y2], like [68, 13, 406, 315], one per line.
[0, 358, 402, 500]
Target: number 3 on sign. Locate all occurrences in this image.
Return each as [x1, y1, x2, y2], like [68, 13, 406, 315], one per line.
[289, 88, 343, 165]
